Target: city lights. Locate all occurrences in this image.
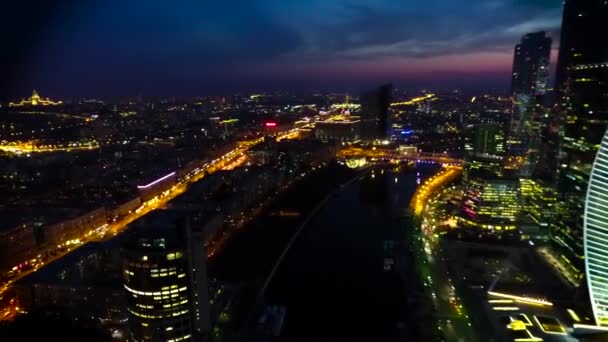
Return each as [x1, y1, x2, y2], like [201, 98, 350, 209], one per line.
[487, 291, 553, 307]
[410, 165, 462, 215]
[0, 1, 606, 339]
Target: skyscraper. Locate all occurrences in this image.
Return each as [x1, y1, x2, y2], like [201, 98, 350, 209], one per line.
[508, 32, 552, 178]
[552, 0, 608, 282]
[459, 124, 520, 232]
[462, 124, 506, 185]
[584, 129, 608, 327]
[511, 32, 552, 97]
[555, 0, 607, 95]
[359, 84, 392, 141]
[122, 211, 211, 342]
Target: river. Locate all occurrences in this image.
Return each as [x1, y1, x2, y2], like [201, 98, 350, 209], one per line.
[210, 163, 439, 340]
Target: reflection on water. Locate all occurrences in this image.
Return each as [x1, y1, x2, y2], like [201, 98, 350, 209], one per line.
[266, 165, 439, 341]
[360, 168, 388, 204]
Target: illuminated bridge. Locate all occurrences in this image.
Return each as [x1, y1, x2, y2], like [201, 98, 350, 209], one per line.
[337, 147, 462, 167]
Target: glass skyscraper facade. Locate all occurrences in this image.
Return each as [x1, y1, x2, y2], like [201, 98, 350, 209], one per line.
[552, 0, 608, 283]
[511, 31, 551, 97]
[508, 32, 552, 178]
[460, 124, 520, 232]
[584, 129, 608, 326]
[122, 211, 211, 342]
[462, 123, 506, 184]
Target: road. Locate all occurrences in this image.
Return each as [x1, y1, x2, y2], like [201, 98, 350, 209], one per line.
[0, 142, 99, 154]
[0, 129, 300, 320]
[412, 167, 476, 341]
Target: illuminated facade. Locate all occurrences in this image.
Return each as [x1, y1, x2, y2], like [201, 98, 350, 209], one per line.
[520, 178, 556, 237]
[9, 90, 62, 107]
[552, 0, 608, 282]
[122, 211, 210, 341]
[459, 179, 520, 232]
[462, 124, 505, 189]
[460, 124, 521, 231]
[584, 129, 608, 326]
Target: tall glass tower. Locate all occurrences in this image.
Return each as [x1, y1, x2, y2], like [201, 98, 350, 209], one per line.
[584, 129, 608, 326]
[551, 0, 608, 282]
[509, 32, 552, 178]
[122, 211, 211, 341]
[511, 32, 552, 97]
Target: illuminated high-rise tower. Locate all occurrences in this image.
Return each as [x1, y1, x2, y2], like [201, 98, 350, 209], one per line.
[122, 211, 211, 341]
[511, 32, 551, 97]
[462, 123, 506, 184]
[459, 124, 520, 232]
[555, 1, 607, 95]
[552, 0, 608, 282]
[584, 129, 608, 326]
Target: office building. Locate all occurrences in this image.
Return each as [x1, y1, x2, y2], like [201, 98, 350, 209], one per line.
[511, 32, 552, 97]
[462, 124, 506, 185]
[584, 129, 608, 327]
[359, 84, 392, 141]
[519, 178, 556, 238]
[552, 0, 608, 282]
[509, 32, 551, 178]
[122, 211, 211, 342]
[460, 124, 520, 232]
[555, 0, 607, 95]
[463, 123, 506, 156]
[15, 241, 127, 328]
[459, 179, 520, 232]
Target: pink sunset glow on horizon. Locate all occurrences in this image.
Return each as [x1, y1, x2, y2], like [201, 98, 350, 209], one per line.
[252, 47, 559, 83]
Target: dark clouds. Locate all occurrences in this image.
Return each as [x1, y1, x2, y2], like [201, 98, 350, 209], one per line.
[5, 0, 563, 96]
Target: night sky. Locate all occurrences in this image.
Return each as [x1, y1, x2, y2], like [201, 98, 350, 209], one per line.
[3, 0, 563, 97]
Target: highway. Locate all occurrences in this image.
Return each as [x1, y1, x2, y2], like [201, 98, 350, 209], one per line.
[0, 129, 299, 321]
[0, 142, 100, 154]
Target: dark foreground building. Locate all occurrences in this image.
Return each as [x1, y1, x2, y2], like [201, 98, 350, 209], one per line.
[359, 84, 392, 141]
[552, 0, 608, 282]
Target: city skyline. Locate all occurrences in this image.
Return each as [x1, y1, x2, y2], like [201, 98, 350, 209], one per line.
[2, 0, 563, 97]
[1, 1, 608, 341]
